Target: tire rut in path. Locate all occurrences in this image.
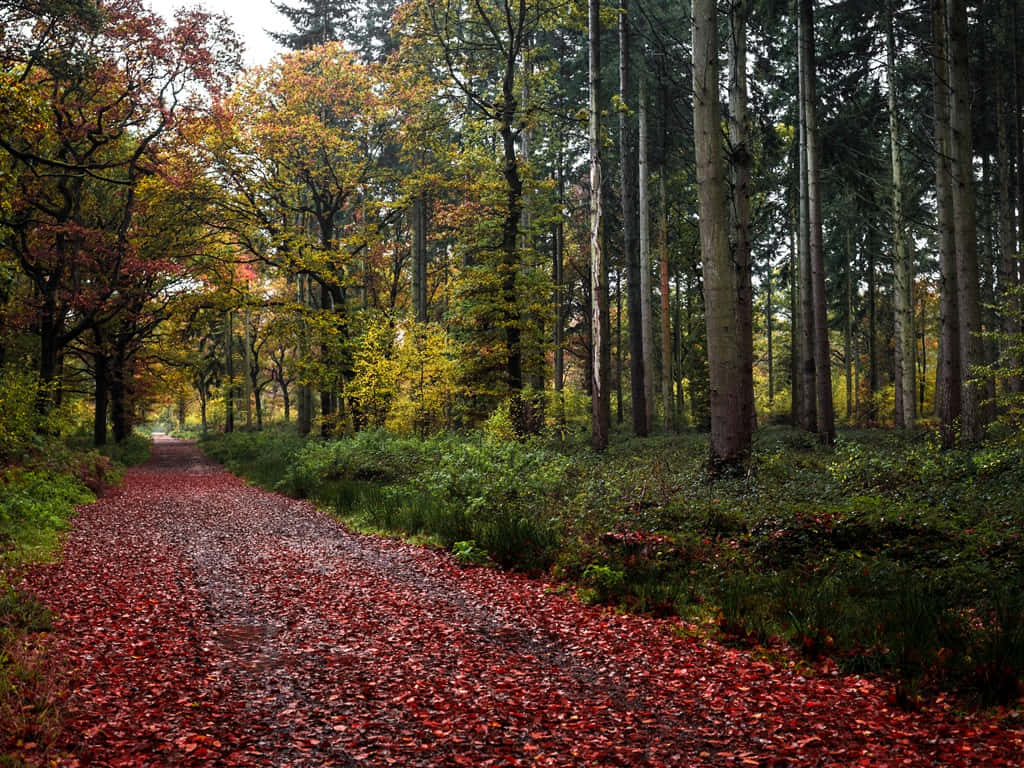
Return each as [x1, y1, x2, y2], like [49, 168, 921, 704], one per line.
[23, 438, 1024, 767]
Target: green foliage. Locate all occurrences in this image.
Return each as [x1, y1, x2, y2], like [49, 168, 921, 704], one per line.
[0, 470, 93, 564]
[451, 540, 491, 566]
[97, 435, 152, 468]
[199, 427, 308, 491]
[580, 564, 625, 604]
[0, 365, 41, 463]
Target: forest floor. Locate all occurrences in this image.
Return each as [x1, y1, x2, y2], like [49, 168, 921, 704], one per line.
[16, 438, 1024, 767]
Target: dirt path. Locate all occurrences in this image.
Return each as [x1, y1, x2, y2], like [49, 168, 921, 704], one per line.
[23, 438, 1024, 767]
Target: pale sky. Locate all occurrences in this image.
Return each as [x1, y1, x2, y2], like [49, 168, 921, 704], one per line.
[145, 0, 286, 67]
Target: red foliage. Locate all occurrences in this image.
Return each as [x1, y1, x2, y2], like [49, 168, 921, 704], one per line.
[21, 440, 1024, 767]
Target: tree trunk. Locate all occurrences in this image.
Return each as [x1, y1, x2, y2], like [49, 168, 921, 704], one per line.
[659, 172, 673, 431]
[797, 47, 816, 433]
[110, 349, 130, 444]
[800, 0, 835, 445]
[947, 0, 984, 444]
[243, 307, 253, 428]
[638, 70, 655, 432]
[412, 194, 428, 322]
[590, 0, 610, 450]
[729, 0, 755, 442]
[224, 309, 235, 434]
[789, 209, 800, 425]
[620, 0, 646, 436]
[693, 0, 747, 468]
[933, 0, 961, 446]
[616, 265, 624, 424]
[868, 244, 878, 421]
[845, 229, 854, 422]
[888, 2, 916, 428]
[94, 350, 109, 447]
[997, 0, 1021, 394]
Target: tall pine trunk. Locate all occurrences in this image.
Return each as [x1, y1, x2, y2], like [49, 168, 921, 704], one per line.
[620, 0, 646, 436]
[888, 2, 916, 427]
[933, 0, 959, 446]
[693, 0, 747, 467]
[796, 28, 816, 434]
[947, 0, 984, 444]
[799, 0, 835, 445]
[729, 0, 756, 443]
[997, 0, 1021, 394]
[659, 174, 673, 431]
[590, 0, 610, 450]
[638, 71, 655, 432]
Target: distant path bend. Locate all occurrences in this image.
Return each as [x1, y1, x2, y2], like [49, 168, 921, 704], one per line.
[25, 438, 1024, 767]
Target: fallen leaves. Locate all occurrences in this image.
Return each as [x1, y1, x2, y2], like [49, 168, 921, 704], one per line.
[18, 439, 1024, 766]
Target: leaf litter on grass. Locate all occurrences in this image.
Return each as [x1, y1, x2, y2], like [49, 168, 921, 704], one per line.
[18, 439, 1024, 767]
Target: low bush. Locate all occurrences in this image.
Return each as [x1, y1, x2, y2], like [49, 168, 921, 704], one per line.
[0, 469, 94, 563]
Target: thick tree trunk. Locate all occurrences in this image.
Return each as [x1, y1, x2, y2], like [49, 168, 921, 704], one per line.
[888, 3, 916, 428]
[947, 0, 984, 444]
[499, 55, 527, 433]
[932, 0, 961, 445]
[110, 349, 130, 444]
[693, 0, 747, 467]
[620, 0, 646, 436]
[799, 0, 835, 445]
[590, 0, 610, 450]
[729, 0, 755, 442]
[94, 351, 109, 447]
[638, 72, 655, 432]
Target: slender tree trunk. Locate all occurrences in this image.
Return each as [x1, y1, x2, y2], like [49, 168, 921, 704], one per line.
[997, 0, 1021, 394]
[590, 0, 610, 450]
[790, 209, 800, 425]
[243, 307, 253, 428]
[224, 309, 235, 434]
[620, 0, 646, 436]
[799, 0, 835, 445]
[934, 0, 961, 445]
[616, 265, 624, 424]
[296, 274, 313, 435]
[659, 172, 673, 430]
[797, 46, 816, 433]
[412, 194, 428, 322]
[553, 218, 565, 394]
[845, 229, 854, 422]
[947, 0, 984, 444]
[868, 245, 878, 421]
[638, 71, 655, 432]
[693, 0, 747, 467]
[729, 0, 756, 442]
[888, 3, 916, 428]
[767, 264, 774, 405]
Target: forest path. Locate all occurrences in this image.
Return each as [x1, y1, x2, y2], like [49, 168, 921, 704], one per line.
[24, 438, 1023, 767]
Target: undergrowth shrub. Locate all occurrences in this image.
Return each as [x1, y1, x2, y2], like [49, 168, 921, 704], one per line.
[0, 470, 94, 560]
[200, 427, 307, 490]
